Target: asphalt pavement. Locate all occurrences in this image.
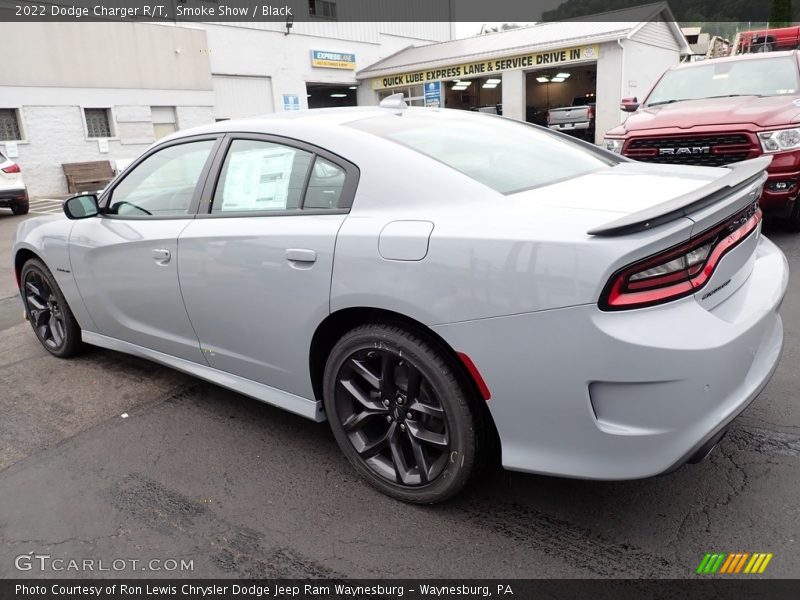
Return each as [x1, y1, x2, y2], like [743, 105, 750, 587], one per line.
[0, 208, 798, 579]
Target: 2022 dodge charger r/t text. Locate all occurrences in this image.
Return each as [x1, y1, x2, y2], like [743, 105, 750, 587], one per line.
[13, 105, 788, 503]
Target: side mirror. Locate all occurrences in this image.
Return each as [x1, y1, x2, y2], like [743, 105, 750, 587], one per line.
[620, 97, 640, 112]
[63, 193, 99, 220]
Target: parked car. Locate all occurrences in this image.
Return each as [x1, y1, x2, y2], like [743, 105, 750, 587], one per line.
[547, 94, 596, 140]
[735, 25, 800, 54]
[0, 152, 29, 215]
[604, 51, 800, 229]
[14, 104, 787, 503]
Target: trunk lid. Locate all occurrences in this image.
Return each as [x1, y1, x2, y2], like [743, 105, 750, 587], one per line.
[513, 158, 768, 310]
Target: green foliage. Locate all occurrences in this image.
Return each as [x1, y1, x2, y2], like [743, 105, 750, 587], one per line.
[541, 0, 777, 22]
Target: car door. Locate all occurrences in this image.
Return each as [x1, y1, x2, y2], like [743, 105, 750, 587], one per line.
[177, 135, 358, 398]
[69, 135, 222, 363]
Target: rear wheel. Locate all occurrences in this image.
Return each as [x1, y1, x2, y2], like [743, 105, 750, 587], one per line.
[755, 41, 775, 52]
[11, 203, 29, 215]
[323, 323, 484, 504]
[20, 259, 83, 358]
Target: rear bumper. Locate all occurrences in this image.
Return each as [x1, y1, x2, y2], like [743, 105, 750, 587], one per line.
[432, 235, 788, 480]
[548, 122, 591, 132]
[0, 188, 28, 206]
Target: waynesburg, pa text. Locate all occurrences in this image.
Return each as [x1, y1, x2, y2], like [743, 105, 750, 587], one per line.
[15, 583, 516, 598]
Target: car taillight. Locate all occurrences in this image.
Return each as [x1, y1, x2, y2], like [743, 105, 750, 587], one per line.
[2, 163, 20, 174]
[599, 203, 762, 310]
[587, 106, 595, 119]
[545, 110, 551, 124]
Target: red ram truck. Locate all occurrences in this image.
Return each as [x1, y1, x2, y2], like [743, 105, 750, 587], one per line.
[603, 51, 800, 229]
[735, 25, 800, 54]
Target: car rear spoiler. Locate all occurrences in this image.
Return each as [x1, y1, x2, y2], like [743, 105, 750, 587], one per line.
[587, 155, 772, 237]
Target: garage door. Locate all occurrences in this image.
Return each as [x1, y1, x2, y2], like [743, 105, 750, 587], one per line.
[213, 75, 274, 120]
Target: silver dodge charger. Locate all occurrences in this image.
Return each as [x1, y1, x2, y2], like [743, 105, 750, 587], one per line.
[13, 102, 788, 503]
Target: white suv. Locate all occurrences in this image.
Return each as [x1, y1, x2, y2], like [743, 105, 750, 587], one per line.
[0, 151, 29, 215]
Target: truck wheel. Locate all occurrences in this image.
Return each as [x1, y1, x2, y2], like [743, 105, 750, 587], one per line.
[756, 42, 775, 52]
[11, 203, 29, 215]
[786, 199, 800, 232]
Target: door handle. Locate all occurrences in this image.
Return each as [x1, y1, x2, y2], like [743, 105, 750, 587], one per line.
[152, 248, 171, 265]
[285, 248, 317, 264]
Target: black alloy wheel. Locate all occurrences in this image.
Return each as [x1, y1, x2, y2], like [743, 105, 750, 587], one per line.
[20, 259, 83, 358]
[324, 323, 485, 503]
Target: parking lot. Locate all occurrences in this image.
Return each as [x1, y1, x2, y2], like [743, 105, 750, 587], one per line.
[0, 208, 798, 579]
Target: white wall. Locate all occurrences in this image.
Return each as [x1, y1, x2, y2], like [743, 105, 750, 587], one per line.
[596, 34, 681, 141]
[200, 23, 450, 112]
[619, 38, 681, 113]
[3, 102, 214, 197]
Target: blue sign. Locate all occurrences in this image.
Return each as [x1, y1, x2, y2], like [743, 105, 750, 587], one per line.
[424, 81, 442, 108]
[283, 94, 300, 111]
[311, 50, 356, 70]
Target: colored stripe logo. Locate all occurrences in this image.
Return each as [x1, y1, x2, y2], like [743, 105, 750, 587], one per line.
[696, 552, 773, 574]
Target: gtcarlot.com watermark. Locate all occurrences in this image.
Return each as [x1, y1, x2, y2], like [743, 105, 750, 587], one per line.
[15, 552, 194, 572]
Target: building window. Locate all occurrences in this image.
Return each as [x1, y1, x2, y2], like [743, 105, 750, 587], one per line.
[309, 0, 336, 19]
[0, 109, 22, 141]
[84, 108, 112, 138]
[378, 86, 425, 107]
[151, 106, 178, 140]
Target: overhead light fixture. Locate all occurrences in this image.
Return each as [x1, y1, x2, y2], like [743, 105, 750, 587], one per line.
[536, 76, 550, 83]
[482, 82, 498, 88]
[550, 77, 566, 83]
[485, 78, 501, 84]
[556, 72, 571, 79]
[330, 93, 347, 98]
[349, 86, 357, 90]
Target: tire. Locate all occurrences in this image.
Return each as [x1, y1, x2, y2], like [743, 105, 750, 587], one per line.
[323, 323, 485, 504]
[11, 203, 29, 215]
[755, 42, 775, 53]
[20, 258, 83, 358]
[787, 199, 800, 232]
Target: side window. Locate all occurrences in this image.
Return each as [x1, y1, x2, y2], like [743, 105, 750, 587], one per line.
[212, 140, 313, 213]
[108, 140, 215, 217]
[303, 157, 346, 209]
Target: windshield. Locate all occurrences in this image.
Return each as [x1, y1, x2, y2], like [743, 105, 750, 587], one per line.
[646, 57, 800, 106]
[348, 113, 614, 194]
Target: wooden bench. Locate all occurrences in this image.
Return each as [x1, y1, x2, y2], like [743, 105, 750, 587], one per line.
[62, 160, 115, 194]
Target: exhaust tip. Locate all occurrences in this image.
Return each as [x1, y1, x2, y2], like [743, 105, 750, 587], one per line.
[688, 427, 729, 464]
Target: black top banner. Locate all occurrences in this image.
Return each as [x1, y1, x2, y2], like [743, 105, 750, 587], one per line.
[0, 0, 794, 23]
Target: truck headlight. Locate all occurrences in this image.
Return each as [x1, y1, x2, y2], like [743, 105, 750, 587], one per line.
[603, 138, 623, 153]
[758, 128, 800, 153]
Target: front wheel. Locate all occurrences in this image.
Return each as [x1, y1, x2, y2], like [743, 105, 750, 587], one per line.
[323, 323, 485, 504]
[786, 199, 800, 232]
[20, 259, 83, 357]
[11, 203, 29, 215]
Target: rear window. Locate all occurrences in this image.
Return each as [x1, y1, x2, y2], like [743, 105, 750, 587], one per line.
[348, 113, 614, 194]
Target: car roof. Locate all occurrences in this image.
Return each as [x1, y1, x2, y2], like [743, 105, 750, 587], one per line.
[166, 105, 530, 140]
[668, 50, 800, 72]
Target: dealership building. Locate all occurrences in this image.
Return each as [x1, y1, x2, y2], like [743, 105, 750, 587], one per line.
[0, 2, 689, 196]
[357, 3, 690, 144]
[0, 18, 450, 196]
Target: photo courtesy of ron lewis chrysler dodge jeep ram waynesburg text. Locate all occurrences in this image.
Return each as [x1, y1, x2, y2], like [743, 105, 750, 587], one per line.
[13, 104, 789, 503]
[605, 51, 800, 230]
